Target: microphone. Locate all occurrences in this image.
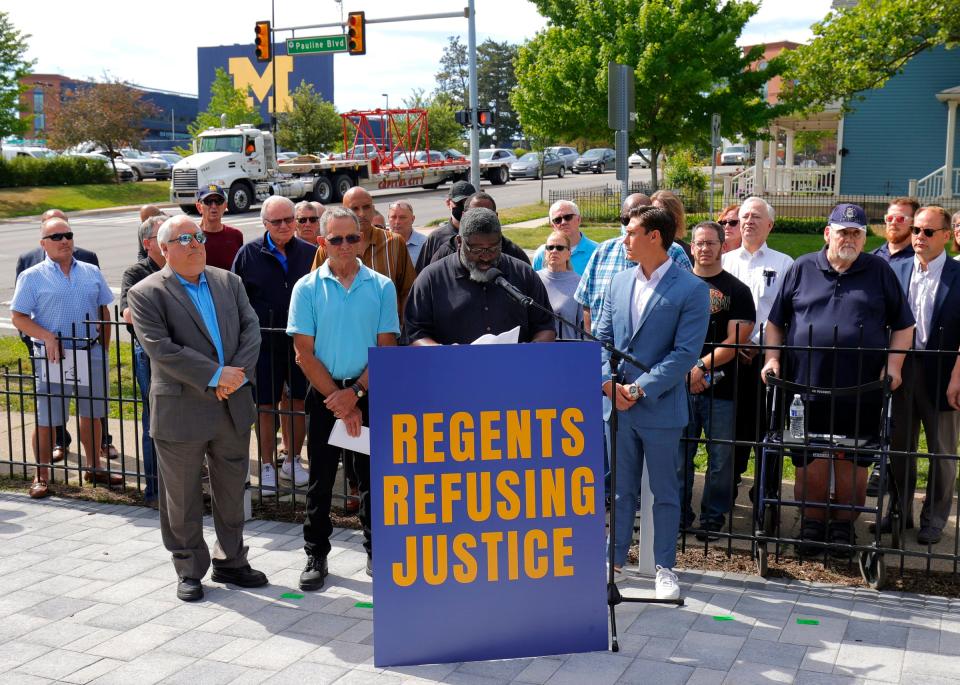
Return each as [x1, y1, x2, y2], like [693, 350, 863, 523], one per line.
[487, 268, 533, 306]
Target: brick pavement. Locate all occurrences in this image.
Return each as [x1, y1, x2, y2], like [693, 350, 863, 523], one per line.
[2, 491, 960, 684]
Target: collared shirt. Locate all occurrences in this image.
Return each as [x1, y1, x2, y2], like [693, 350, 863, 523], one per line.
[415, 221, 457, 272]
[531, 232, 600, 275]
[264, 231, 288, 274]
[872, 242, 915, 263]
[405, 254, 556, 345]
[631, 259, 673, 327]
[574, 237, 692, 334]
[119, 256, 163, 338]
[287, 260, 400, 380]
[909, 251, 946, 348]
[721, 243, 794, 344]
[11, 257, 113, 347]
[403, 229, 427, 264]
[175, 272, 226, 387]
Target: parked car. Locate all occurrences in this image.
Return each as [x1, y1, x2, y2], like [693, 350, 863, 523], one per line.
[151, 152, 182, 166]
[628, 149, 653, 168]
[1, 145, 57, 161]
[545, 146, 578, 170]
[720, 144, 751, 165]
[477, 148, 517, 185]
[572, 148, 615, 174]
[334, 144, 380, 161]
[510, 151, 565, 180]
[70, 153, 135, 182]
[391, 150, 446, 166]
[443, 149, 466, 161]
[107, 148, 170, 180]
[276, 151, 300, 161]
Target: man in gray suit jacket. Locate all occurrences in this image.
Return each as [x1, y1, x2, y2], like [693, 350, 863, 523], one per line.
[128, 215, 266, 602]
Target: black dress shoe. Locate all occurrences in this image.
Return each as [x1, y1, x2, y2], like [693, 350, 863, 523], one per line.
[865, 465, 881, 498]
[869, 515, 915, 535]
[211, 565, 268, 588]
[177, 577, 203, 602]
[365, 556, 373, 577]
[917, 527, 942, 545]
[299, 555, 328, 591]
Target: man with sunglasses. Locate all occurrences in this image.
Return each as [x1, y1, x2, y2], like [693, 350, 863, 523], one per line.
[884, 205, 960, 546]
[12, 217, 120, 499]
[872, 197, 919, 264]
[128, 215, 265, 602]
[294, 200, 323, 244]
[288, 207, 400, 588]
[196, 185, 244, 270]
[387, 200, 426, 263]
[531, 200, 598, 276]
[405, 207, 555, 346]
[232, 196, 315, 491]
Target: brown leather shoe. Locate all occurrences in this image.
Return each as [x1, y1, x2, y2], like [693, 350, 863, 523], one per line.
[83, 469, 123, 486]
[100, 444, 120, 460]
[51, 446, 66, 463]
[29, 478, 49, 499]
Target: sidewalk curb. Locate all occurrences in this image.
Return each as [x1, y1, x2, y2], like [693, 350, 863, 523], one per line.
[0, 202, 182, 225]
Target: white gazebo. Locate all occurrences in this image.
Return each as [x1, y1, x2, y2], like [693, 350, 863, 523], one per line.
[912, 85, 960, 200]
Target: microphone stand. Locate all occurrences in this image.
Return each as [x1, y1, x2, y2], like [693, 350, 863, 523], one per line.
[494, 276, 684, 654]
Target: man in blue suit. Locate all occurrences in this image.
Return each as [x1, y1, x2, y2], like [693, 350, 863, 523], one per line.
[888, 205, 960, 545]
[596, 206, 710, 600]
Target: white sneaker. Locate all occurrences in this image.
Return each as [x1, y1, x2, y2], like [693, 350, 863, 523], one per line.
[280, 456, 309, 486]
[655, 565, 680, 600]
[260, 463, 278, 491]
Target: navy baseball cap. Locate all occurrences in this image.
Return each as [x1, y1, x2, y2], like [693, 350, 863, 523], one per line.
[828, 203, 867, 231]
[197, 184, 226, 201]
[448, 180, 476, 202]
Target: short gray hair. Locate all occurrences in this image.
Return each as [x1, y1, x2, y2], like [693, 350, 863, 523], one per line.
[740, 196, 776, 223]
[388, 200, 414, 213]
[459, 207, 502, 241]
[295, 200, 323, 215]
[157, 215, 197, 245]
[261, 195, 295, 222]
[319, 206, 360, 236]
[549, 199, 579, 217]
[139, 215, 166, 244]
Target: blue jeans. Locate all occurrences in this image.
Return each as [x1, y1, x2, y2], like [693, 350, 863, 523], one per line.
[681, 394, 735, 528]
[610, 422, 683, 569]
[134, 343, 157, 500]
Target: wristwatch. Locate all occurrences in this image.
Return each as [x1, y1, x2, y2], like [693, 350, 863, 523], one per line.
[696, 359, 707, 372]
[627, 383, 642, 400]
[350, 383, 366, 398]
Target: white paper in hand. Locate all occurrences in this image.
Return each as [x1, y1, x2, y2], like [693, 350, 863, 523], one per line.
[328, 419, 370, 455]
[471, 325, 520, 345]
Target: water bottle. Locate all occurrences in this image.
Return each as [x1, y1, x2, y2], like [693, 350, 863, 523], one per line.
[703, 369, 725, 387]
[789, 394, 805, 439]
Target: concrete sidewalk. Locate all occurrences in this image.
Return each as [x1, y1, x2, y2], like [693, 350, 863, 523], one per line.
[2, 492, 960, 685]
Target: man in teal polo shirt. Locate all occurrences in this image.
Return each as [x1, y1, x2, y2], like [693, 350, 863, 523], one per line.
[531, 200, 598, 275]
[287, 206, 400, 590]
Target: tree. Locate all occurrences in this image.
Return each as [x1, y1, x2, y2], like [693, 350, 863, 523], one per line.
[784, 0, 960, 111]
[276, 81, 340, 154]
[402, 89, 462, 152]
[47, 80, 158, 181]
[434, 36, 469, 109]
[477, 40, 521, 146]
[511, 0, 792, 189]
[188, 67, 261, 139]
[0, 11, 35, 138]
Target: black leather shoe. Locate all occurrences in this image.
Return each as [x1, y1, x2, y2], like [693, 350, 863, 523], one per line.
[365, 556, 373, 577]
[865, 465, 881, 498]
[177, 577, 203, 602]
[211, 565, 268, 588]
[869, 515, 915, 535]
[917, 527, 942, 545]
[299, 556, 328, 591]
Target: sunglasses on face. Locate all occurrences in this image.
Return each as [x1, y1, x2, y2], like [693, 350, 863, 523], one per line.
[551, 213, 577, 225]
[463, 241, 501, 257]
[43, 231, 74, 242]
[718, 219, 739, 227]
[167, 231, 207, 246]
[297, 216, 319, 224]
[885, 214, 911, 224]
[912, 227, 947, 238]
[326, 234, 361, 246]
[265, 216, 296, 228]
[201, 197, 225, 206]
[544, 244, 568, 252]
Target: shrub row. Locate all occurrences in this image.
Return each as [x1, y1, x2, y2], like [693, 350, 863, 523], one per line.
[0, 157, 114, 188]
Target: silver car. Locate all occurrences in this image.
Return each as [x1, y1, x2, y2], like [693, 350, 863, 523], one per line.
[509, 151, 565, 180]
[545, 146, 578, 170]
[114, 148, 170, 181]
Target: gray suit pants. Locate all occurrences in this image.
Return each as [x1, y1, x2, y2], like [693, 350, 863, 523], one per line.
[890, 358, 960, 532]
[155, 402, 251, 580]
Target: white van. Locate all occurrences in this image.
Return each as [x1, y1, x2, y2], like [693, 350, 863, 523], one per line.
[1, 145, 57, 161]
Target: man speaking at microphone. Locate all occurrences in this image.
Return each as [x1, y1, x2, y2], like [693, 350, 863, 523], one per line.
[405, 207, 556, 345]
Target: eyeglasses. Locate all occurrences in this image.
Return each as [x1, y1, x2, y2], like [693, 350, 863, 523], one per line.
[551, 213, 577, 225]
[912, 227, 947, 238]
[885, 214, 911, 224]
[692, 240, 721, 249]
[463, 241, 502, 257]
[544, 244, 568, 252]
[265, 216, 296, 228]
[43, 231, 74, 242]
[297, 216, 319, 224]
[718, 219, 739, 227]
[326, 234, 361, 246]
[201, 197, 225, 206]
[167, 231, 207, 246]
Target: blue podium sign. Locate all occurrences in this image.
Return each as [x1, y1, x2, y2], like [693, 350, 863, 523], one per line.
[369, 343, 607, 667]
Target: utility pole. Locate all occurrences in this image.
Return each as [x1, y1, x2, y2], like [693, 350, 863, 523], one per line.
[467, 0, 480, 188]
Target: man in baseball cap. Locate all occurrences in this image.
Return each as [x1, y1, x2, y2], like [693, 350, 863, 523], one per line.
[828, 202, 869, 231]
[195, 185, 244, 270]
[414, 181, 477, 272]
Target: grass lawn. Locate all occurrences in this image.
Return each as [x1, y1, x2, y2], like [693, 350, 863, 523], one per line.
[0, 181, 171, 218]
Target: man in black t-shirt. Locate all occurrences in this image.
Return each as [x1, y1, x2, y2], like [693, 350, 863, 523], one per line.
[680, 221, 755, 538]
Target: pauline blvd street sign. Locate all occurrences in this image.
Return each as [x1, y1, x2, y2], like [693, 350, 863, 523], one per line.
[286, 34, 347, 55]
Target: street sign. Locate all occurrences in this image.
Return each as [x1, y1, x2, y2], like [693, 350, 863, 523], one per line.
[607, 62, 635, 132]
[286, 35, 347, 55]
[711, 113, 722, 148]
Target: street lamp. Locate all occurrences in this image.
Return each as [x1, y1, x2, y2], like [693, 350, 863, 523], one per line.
[382, 93, 389, 110]
[381, 93, 390, 151]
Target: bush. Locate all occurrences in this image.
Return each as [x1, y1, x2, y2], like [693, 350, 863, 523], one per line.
[513, 147, 528, 158]
[686, 213, 825, 234]
[0, 156, 113, 188]
[663, 150, 709, 195]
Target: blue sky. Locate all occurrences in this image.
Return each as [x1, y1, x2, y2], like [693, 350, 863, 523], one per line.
[7, 0, 833, 110]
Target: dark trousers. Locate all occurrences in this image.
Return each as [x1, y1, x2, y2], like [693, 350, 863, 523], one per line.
[734, 358, 762, 478]
[303, 388, 371, 559]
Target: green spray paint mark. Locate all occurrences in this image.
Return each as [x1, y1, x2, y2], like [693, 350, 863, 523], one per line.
[355, 601, 373, 608]
[280, 592, 304, 599]
[713, 615, 735, 621]
[797, 618, 820, 625]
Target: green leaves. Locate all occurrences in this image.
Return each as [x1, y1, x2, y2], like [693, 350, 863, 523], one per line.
[188, 68, 261, 140]
[0, 11, 35, 138]
[276, 81, 340, 155]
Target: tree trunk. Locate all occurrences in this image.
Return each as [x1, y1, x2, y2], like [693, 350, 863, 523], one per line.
[650, 145, 661, 192]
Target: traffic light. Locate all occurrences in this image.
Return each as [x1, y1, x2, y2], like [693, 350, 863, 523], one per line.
[254, 21, 271, 62]
[477, 109, 494, 127]
[347, 12, 366, 55]
[455, 110, 471, 126]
